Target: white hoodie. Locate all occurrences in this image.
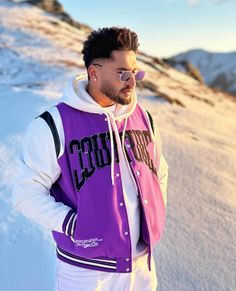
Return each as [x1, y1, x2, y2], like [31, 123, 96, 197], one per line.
[12, 74, 169, 258]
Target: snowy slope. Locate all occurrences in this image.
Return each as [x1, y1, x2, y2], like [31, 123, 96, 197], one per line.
[1, 1, 236, 291]
[170, 49, 236, 95]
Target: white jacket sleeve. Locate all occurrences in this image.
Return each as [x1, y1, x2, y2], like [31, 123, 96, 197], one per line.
[157, 154, 168, 207]
[153, 120, 169, 207]
[12, 116, 76, 235]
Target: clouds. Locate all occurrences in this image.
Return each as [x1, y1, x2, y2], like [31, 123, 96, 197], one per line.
[187, 0, 235, 6]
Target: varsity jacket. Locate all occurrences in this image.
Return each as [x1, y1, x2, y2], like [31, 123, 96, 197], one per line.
[13, 74, 169, 273]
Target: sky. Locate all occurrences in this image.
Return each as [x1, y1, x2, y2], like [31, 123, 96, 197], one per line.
[59, 0, 236, 58]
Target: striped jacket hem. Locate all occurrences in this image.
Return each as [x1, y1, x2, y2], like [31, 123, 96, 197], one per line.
[56, 246, 118, 272]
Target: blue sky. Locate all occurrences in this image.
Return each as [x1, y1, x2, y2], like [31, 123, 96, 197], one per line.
[60, 0, 236, 58]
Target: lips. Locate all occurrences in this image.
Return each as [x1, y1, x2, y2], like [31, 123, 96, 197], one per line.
[122, 89, 132, 94]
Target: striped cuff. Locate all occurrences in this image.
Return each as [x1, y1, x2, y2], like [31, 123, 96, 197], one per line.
[62, 209, 77, 238]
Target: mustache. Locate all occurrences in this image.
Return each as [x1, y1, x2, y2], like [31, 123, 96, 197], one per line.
[121, 87, 133, 91]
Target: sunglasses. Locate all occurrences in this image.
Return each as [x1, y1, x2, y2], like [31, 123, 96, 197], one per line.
[93, 63, 145, 82]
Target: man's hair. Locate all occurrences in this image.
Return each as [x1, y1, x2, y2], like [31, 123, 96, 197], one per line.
[82, 27, 139, 69]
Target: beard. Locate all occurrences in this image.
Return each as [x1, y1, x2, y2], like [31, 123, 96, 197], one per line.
[100, 80, 133, 105]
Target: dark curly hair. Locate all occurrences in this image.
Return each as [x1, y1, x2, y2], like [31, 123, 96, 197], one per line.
[82, 27, 139, 69]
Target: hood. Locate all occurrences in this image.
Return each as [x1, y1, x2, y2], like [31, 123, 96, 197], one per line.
[59, 74, 137, 186]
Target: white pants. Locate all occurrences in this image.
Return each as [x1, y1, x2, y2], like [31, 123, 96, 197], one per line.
[55, 253, 158, 291]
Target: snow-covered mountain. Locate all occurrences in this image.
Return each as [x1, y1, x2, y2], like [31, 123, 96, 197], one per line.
[168, 49, 236, 96]
[0, 1, 236, 291]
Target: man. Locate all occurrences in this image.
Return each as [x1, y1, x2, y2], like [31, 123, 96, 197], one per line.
[13, 27, 168, 291]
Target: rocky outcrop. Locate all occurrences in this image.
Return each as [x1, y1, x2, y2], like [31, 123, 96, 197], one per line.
[22, 0, 92, 32]
[164, 58, 205, 84]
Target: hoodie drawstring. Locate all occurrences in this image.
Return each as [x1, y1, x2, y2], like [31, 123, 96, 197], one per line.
[122, 117, 128, 152]
[104, 112, 115, 185]
[104, 112, 128, 186]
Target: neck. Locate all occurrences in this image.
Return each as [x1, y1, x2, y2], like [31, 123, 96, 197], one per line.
[86, 83, 115, 107]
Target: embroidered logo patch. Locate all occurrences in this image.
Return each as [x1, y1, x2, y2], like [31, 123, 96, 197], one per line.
[73, 238, 103, 248]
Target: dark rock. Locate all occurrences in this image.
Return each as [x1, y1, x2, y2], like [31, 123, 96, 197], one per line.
[22, 0, 92, 32]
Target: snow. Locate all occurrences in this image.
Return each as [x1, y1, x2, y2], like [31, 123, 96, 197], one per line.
[139, 93, 236, 290]
[0, 1, 236, 290]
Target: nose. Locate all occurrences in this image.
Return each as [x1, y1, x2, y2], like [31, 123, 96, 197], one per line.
[126, 73, 136, 87]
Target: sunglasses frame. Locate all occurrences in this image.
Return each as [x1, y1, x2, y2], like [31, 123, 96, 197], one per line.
[93, 63, 145, 82]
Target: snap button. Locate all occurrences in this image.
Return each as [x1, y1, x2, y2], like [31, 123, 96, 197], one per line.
[126, 268, 130, 272]
[105, 117, 108, 121]
[125, 258, 130, 262]
[120, 202, 124, 207]
[144, 199, 148, 204]
[126, 144, 131, 149]
[136, 171, 140, 176]
[116, 173, 120, 177]
[125, 231, 128, 236]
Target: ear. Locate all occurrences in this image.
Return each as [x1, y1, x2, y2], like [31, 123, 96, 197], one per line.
[88, 65, 97, 81]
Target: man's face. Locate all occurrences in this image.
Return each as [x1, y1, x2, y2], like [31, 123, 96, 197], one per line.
[95, 50, 137, 106]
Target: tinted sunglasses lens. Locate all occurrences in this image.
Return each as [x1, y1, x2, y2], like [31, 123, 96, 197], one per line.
[120, 71, 131, 82]
[135, 71, 145, 81]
